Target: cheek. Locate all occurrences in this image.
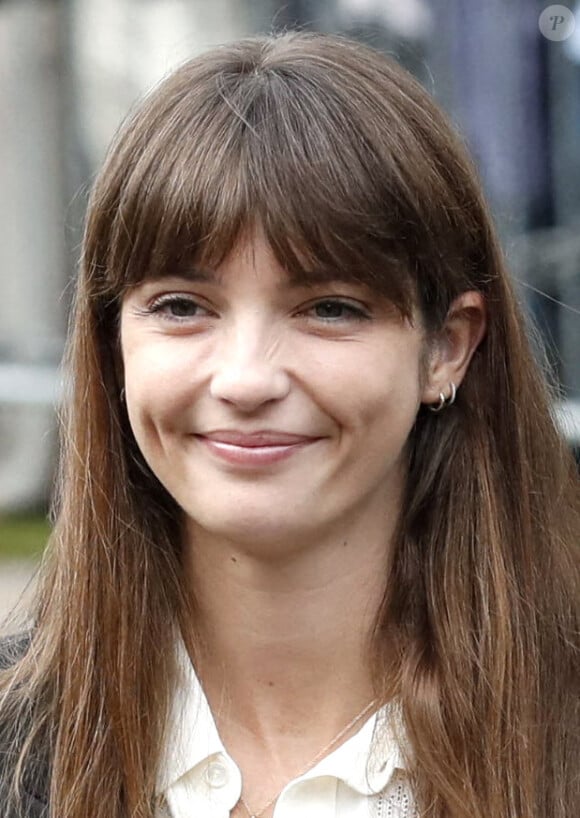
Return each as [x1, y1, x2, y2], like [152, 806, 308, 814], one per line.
[324, 343, 423, 432]
[122, 356, 187, 459]
[124, 340, 194, 409]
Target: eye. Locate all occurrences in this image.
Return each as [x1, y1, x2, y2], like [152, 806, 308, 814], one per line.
[147, 294, 209, 320]
[306, 299, 370, 322]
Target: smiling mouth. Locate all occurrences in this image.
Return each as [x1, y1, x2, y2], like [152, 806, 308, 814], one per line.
[195, 435, 320, 466]
[198, 430, 320, 447]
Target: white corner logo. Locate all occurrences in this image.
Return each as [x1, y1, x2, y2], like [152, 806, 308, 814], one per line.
[539, 5, 576, 41]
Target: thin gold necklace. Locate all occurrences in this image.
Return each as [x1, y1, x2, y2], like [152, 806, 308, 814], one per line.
[237, 698, 378, 818]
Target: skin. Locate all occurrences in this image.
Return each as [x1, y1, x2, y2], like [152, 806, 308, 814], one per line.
[120, 227, 486, 815]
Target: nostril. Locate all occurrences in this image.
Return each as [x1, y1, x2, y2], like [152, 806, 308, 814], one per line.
[208, 366, 291, 409]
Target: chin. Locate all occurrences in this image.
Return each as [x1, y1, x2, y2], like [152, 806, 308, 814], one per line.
[185, 505, 320, 554]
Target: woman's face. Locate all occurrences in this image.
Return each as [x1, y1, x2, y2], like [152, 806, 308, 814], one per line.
[120, 229, 430, 553]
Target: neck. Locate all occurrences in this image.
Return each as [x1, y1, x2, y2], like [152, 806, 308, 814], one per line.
[182, 509, 396, 753]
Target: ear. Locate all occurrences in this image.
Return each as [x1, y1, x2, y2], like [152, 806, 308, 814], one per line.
[421, 291, 487, 406]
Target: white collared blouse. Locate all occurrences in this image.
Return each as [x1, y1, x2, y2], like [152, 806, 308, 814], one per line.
[157, 647, 418, 818]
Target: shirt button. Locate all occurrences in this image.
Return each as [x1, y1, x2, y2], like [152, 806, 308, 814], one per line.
[205, 761, 229, 788]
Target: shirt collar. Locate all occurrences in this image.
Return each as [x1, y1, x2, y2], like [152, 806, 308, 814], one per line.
[157, 640, 224, 794]
[157, 640, 407, 797]
[296, 705, 407, 796]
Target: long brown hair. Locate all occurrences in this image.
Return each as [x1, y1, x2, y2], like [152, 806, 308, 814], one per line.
[1, 31, 578, 818]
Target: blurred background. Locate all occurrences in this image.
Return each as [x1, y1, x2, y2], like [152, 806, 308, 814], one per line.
[1, 0, 580, 614]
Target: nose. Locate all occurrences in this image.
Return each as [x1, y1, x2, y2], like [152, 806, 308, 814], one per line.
[208, 324, 291, 412]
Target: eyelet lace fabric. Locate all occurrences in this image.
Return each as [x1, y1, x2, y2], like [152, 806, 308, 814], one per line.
[376, 771, 418, 817]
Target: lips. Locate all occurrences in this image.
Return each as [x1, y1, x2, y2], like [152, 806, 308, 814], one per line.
[197, 430, 319, 447]
[195, 430, 322, 467]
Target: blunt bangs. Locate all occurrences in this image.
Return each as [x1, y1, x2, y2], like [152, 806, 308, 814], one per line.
[85, 33, 487, 326]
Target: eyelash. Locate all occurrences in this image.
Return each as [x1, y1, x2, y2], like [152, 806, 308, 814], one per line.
[146, 295, 207, 320]
[144, 294, 371, 323]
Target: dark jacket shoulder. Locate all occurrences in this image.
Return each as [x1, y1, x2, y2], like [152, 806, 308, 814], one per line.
[0, 634, 49, 817]
[0, 631, 32, 670]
